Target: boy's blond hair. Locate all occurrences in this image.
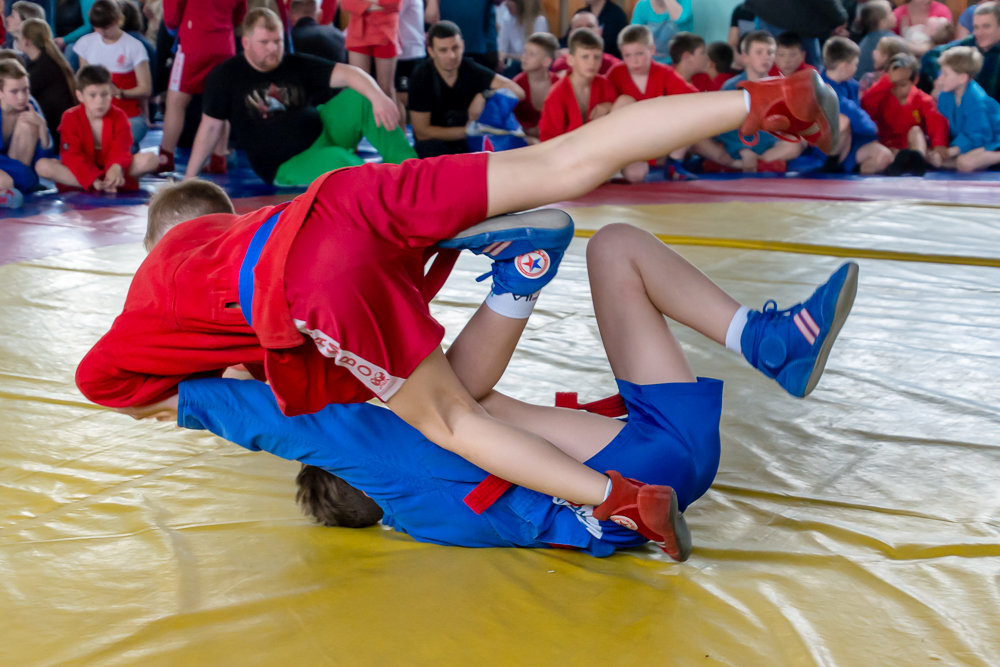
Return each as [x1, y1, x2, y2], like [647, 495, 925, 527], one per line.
[939, 45, 984, 77]
[145, 181, 236, 251]
[0, 58, 28, 89]
[617, 24, 653, 49]
[568, 27, 603, 54]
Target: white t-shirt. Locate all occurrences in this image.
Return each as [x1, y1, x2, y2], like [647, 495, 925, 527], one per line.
[496, 5, 549, 58]
[72, 31, 148, 74]
[397, 0, 426, 62]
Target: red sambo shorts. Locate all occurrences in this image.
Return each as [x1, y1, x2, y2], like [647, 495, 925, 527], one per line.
[168, 42, 235, 95]
[282, 153, 490, 403]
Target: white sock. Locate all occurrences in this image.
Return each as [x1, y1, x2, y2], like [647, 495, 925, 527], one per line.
[603, 477, 612, 502]
[725, 305, 750, 355]
[743, 89, 751, 112]
[484, 290, 539, 319]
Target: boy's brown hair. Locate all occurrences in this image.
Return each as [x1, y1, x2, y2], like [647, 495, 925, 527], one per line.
[295, 465, 384, 528]
[858, 0, 892, 35]
[741, 30, 776, 55]
[526, 31, 559, 60]
[939, 45, 984, 77]
[668, 31, 705, 65]
[88, 0, 122, 30]
[568, 27, 603, 54]
[0, 58, 28, 89]
[145, 180, 236, 251]
[617, 24, 653, 49]
[876, 34, 911, 62]
[76, 64, 111, 90]
[822, 36, 861, 70]
[707, 41, 735, 74]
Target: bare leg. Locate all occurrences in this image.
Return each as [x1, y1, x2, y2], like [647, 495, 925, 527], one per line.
[129, 152, 160, 178]
[374, 56, 397, 99]
[0, 169, 13, 190]
[386, 348, 609, 504]
[759, 139, 805, 162]
[349, 51, 372, 75]
[8, 114, 43, 165]
[622, 160, 649, 183]
[691, 137, 741, 168]
[445, 303, 529, 400]
[907, 125, 928, 157]
[159, 90, 192, 154]
[486, 91, 748, 216]
[34, 158, 83, 188]
[212, 121, 230, 158]
[956, 147, 1000, 172]
[587, 223, 741, 385]
[856, 140, 893, 174]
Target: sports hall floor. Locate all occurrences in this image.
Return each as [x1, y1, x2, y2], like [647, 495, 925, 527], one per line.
[2, 145, 999, 665]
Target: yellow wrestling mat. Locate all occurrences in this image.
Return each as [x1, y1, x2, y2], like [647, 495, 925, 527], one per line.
[2, 199, 999, 665]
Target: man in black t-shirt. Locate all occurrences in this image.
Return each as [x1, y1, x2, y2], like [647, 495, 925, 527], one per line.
[184, 7, 414, 186]
[408, 21, 524, 159]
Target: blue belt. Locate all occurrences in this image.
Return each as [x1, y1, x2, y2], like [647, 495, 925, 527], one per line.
[238, 211, 281, 327]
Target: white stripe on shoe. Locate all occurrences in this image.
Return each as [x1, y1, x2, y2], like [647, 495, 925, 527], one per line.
[793, 310, 820, 344]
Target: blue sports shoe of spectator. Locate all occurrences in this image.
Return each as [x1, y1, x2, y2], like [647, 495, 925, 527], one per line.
[0, 187, 24, 208]
[741, 262, 859, 398]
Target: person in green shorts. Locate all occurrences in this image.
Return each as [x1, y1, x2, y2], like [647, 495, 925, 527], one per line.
[183, 7, 415, 186]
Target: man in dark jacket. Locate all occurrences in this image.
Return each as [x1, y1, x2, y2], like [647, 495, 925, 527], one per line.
[289, 0, 346, 64]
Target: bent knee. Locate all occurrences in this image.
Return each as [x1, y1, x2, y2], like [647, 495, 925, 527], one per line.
[587, 223, 651, 265]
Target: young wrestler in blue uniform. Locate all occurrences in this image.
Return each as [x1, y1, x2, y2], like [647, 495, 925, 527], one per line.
[168, 222, 858, 558]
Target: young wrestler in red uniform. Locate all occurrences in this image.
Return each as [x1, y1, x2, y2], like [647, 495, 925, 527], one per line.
[512, 33, 560, 143]
[35, 66, 157, 192]
[77, 62, 843, 561]
[158, 0, 247, 173]
[608, 26, 698, 183]
[861, 54, 949, 155]
[538, 29, 617, 142]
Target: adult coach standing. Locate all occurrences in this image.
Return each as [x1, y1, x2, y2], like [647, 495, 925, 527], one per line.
[183, 8, 414, 186]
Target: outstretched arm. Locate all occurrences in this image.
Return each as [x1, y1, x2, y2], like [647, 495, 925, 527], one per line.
[183, 115, 225, 180]
[329, 62, 400, 130]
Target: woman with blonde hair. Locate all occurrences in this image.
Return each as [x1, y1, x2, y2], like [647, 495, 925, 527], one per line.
[17, 18, 77, 143]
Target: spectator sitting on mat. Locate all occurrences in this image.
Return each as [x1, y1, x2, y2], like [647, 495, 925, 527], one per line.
[182, 7, 412, 186]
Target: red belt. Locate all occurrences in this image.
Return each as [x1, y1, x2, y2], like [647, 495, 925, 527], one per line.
[463, 391, 628, 514]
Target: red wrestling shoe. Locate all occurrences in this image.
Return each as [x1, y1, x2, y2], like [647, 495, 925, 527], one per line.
[203, 153, 228, 174]
[738, 70, 840, 154]
[593, 470, 692, 562]
[156, 148, 174, 173]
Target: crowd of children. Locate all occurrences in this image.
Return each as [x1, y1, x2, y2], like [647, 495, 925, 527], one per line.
[1, 0, 1000, 208]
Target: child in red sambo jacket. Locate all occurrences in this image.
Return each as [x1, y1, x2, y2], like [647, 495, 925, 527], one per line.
[35, 65, 157, 192]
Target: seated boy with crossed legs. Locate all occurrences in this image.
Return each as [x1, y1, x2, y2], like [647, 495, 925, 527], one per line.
[36, 65, 158, 193]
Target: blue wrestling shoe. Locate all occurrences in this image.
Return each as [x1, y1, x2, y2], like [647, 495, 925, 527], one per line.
[439, 209, 575, 296]
[741, 262, 859, 398]
[439, 208, 574, 260]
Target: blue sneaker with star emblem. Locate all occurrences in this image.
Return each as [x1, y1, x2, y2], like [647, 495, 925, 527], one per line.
[741, 262, 858, 397]
[439, 208, 574, 296]
[438, 208, 574, 261]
